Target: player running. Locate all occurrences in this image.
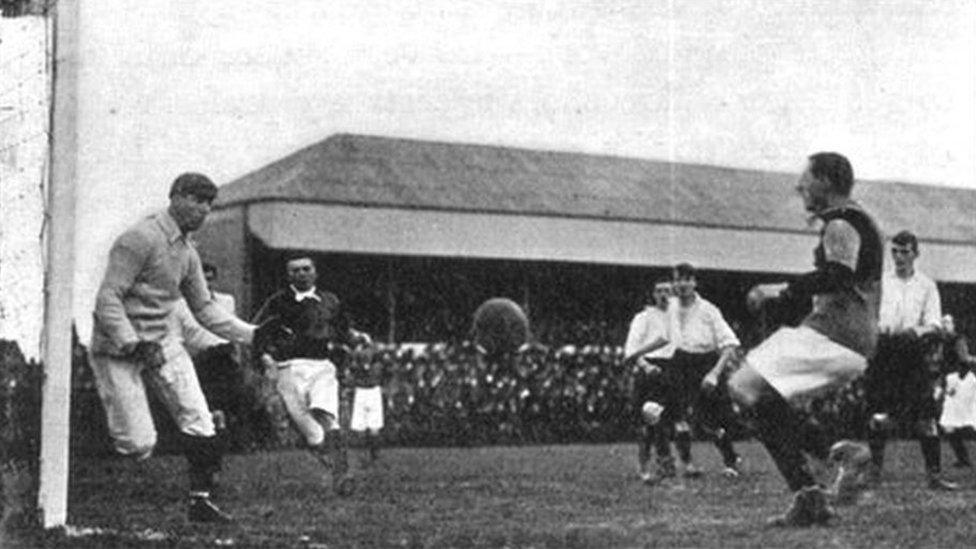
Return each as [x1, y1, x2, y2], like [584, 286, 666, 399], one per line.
[253, 253, 371, 495]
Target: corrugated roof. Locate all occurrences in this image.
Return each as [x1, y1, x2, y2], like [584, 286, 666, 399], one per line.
[216, 134, 976, 244]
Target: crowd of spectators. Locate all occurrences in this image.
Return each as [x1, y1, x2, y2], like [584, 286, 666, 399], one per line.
[373, 341, 874, 447]
[377, 342, 631, 446]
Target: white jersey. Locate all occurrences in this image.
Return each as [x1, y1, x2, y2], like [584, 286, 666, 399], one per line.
[624, 306, 674, 361]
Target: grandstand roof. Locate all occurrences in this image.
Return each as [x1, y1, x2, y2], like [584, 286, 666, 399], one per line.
[217, 133, 976, 245]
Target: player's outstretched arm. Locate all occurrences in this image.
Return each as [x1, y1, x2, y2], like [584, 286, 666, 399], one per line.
[622, 336, 669, 365]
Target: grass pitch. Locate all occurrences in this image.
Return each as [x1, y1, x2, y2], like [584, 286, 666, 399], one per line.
[17, 440, 976, 547]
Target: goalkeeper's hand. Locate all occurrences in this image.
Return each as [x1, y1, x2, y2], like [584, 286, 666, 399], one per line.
[123, 340, 165, 370]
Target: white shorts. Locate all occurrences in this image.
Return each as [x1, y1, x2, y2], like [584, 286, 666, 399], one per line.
[351, 386, 384, 432]
[746, 325, 867, 404]
[275, 358, 339, 445]
[90, 344, 213, 457]
[940, 373, 976, 431]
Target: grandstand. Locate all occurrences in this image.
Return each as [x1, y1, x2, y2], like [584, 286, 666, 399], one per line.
[196, 134, 976, 343]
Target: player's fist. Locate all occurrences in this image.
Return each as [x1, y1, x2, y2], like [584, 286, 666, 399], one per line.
[124, 340, 164, 370]
[701, 371, 720, 394]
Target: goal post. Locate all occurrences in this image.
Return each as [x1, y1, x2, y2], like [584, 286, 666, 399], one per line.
[38, 0, 79, 529]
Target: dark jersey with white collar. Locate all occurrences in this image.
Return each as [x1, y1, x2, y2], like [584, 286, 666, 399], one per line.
[252, 287, 351, 361]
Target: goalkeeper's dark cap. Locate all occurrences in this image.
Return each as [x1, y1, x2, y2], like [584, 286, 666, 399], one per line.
[169, 172, 218, 201]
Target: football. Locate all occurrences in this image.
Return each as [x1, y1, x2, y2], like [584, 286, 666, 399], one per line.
[641, 401, 664, 425]
[472, 297, 530, 355]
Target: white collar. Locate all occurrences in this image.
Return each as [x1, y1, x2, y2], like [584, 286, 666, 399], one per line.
[291, 285, 321, 302]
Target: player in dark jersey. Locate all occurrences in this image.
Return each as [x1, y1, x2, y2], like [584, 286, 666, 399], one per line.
[348, 340, 385, 464]
[723, 152, 883, 527]
[252, 253, 370, 495]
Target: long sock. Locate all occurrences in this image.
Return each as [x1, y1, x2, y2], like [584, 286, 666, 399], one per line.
[638, 425, 653, 467]
[367, 431, 379, 461]
[697, 392, 740, 466]
[949, 432, 971, 465]
[714, 429, 738, 467]
[675, 428, 692, 464]
[750, 392, 816, 492]
[920, 435, 942, 475]
[181, 434, 222, 494]
[868, 426, 886, 471]
[654, 424, 672, 459]
[799, 417, 830, 462]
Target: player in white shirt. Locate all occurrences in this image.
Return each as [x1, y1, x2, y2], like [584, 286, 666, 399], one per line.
[668, 263, 743, 478]
[623, 279, 677, 483]
[864, 230, 957, 490]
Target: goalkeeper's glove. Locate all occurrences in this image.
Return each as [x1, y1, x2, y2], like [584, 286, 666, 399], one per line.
[124, 340, 165, 370]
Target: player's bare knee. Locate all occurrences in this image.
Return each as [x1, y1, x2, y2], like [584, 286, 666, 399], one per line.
[116, 437, 157, 461]
[727, 367, 762, 409]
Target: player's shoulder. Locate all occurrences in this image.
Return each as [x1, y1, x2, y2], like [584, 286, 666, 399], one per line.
[822, 216, 858, 235]
[317, 289, 342, 305]
[695, 295, 722, 314]
[259, 288, 293, 307]
[114, 214, 164, 250]
[630, 306, 652, 321]
[915, 270, 937, 287]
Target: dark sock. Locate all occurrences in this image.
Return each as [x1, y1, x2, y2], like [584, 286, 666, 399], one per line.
[920, 436, 942, 475]
[949, 432, 971, 465]
[674, 424, 691, 463]
[714, 430, 738, 467]
[638, 425, 653, 466]
[367, 432, 379, 461]
[675, 429, 692, 463]
[182, 434, 223, 494]
[654, 425, 672, 459]
[868, 427, 886, 471]
[798, 417, 830, 462]
[750, 391, 816, 492]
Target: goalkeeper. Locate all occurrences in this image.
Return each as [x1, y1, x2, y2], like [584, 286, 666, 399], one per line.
[90, 173, 290, 523]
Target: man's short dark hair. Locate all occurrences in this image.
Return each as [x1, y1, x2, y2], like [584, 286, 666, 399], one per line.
[673, 262, 697, 279]
[891, 230, 919, 253]
[169, 173, 218, 201]
[283, 251, 316, 267]
[202, 262, 217, 277]
[808, 152, 854, 196]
